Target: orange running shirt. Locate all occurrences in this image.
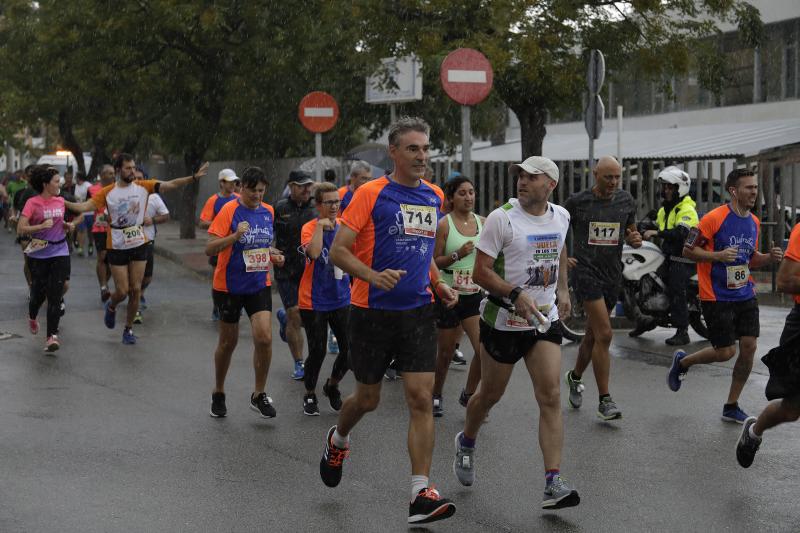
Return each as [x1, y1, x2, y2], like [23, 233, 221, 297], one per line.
[784, 222, 800, 305]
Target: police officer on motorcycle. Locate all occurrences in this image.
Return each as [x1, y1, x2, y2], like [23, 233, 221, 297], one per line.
[630, 166, 699, 345]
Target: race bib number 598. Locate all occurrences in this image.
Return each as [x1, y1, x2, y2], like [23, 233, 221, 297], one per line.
[400, 204, 436, 238]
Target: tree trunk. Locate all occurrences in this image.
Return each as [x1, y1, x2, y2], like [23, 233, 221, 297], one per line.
[179, 150, 203, 239]
[88, 134, 110, 179]
[514, 105, 548, 159]
[57, 109, 86, 175]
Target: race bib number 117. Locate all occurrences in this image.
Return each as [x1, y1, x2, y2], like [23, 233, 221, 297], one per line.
[588, 222, 620, 246]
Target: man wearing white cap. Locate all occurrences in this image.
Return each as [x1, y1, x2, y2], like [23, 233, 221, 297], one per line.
[453, 156, 580, 510]
[200, 168, 240, 320]
[563, 156, 641, 421]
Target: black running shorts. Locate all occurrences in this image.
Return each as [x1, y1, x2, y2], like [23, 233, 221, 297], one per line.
[106, 244, 149, 266]
[573, 269, 618, 311]
[701, 298, 760, 348]
[212, 287, 272, 324]
[144, 242, 155, 278]
[479, 319, 562, 365]
[436, 292, 482, 329]
[348, 304, 437, 385]
[93, 232, 107, 253]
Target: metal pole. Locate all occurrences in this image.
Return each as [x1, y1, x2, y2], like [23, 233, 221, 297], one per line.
[588, 138, 595, 173]
[616, 105, 623, 164]
[315, 133, 322, 182]
[461, 105, 472, 177]
[390, 104, 396, 124]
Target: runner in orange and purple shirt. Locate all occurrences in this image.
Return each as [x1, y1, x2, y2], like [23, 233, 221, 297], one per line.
[318, 117, 457, 526]
[297, 182, 351, 416]
[736, 220, 800, 467]
[337, 160, 372, 215]
[206, 166, 285, 420]
[669, 168, 783, 423]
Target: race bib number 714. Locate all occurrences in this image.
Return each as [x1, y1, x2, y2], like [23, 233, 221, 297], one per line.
[400, 204, 436, 238]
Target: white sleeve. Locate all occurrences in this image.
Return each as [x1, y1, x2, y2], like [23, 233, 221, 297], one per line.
[476, 208, 508, 259]
[150, 194, 169, 215]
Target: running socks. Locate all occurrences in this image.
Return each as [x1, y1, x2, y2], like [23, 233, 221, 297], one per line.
[331, 428, 349, 449]
[749, 424, 761, 440]
[545, 469, 560, 486]
[460, 433, 476, 449]
[599, 393, 610, 402]
[570, 370, 582, 381]
[411, 475, 428, 500]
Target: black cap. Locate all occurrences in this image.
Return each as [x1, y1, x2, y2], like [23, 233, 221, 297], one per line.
[287, 170, 313, 185]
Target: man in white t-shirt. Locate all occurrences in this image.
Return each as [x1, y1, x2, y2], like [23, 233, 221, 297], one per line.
[135, 177, 170, 324]
[452, 156, 580, 511]
[73, 172, 93, 257]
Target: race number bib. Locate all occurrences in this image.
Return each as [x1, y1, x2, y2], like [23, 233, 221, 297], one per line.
[121, 225, 146, 248]
[452, 268, 479, 294]
[23, 238, 49, 255]
[505, 303, 552, 329]
[726, 265, 750, 289]
[588, 222, 620, 246]
[400, 204, 436, 238]
[243, 248, 271, 273]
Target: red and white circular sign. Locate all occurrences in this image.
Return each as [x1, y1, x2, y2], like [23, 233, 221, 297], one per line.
[440, 48, 494, 106]
[298, 91, 339, 133]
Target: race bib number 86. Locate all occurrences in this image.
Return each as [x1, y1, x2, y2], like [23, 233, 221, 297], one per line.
[400, 204, 436, 238]
[726, 265, 749, 289]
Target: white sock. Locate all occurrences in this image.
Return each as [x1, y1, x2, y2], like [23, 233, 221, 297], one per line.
[749, 425, 762, 440]
[331, 428, 349, 448]
[411, 475, 429, 501]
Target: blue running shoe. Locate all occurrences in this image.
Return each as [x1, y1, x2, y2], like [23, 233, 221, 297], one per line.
[328, 329, 339, 354]
[722, 403, 749, 424]
[122, 328, 137, 345]
[277, 308, 287, 343]
[104, 301, 116, 329]
[292, 359, 305, 380]
[667, 350, 687, 391]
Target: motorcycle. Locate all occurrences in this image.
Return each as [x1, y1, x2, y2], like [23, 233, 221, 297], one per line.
[620, 239, 708, 339]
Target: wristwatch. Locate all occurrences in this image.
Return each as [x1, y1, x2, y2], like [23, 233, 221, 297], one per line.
[508, 286, 523, 304]
[450, 251, 460, 262]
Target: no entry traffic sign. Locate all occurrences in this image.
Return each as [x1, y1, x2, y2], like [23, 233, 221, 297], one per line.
[298, 91, 339, 133]
[440, 48, 494, 106]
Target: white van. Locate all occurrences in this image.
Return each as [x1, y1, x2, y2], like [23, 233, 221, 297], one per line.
[37, 151, 93, 176]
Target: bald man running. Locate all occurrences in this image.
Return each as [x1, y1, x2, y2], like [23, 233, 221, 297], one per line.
[563, 156, 642, 421]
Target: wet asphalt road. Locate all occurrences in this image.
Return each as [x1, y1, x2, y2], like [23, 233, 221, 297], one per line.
[0, 229, 798, 533]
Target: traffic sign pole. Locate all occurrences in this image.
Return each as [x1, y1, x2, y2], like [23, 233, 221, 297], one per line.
[315, 133, 323, 182]
[461, 106, 471, 177]
[298, 91, 340, 182]
[585, 49, 606, 172]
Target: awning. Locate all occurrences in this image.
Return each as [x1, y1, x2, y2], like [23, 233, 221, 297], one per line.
[434, 118, 800, 161]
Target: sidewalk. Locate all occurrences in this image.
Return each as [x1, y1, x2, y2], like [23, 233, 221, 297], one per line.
[152, 221, 213, 280]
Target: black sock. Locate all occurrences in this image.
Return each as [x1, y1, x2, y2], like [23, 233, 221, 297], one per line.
[599, 393, 610, 402]
[724, 402, 738, 410]
[571, 370, 581, 381]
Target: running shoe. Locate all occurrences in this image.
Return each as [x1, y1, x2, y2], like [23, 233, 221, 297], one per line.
[736, 416, 762, 468]
[322, 380, 343, 412]
[133, 310, 143, 324]
[250, 392, 276, 418]
[458, 388, 472, 408]
[452, 348, 467, 365]
[276, 308, 287, 342]
[453, 432, 475, 486]
[100, 287, 111, 303]
[291, 359, 305, 381]
[88, 245, 94, 257]
[722, 403, 749, 424]
[320, 425, 349, 487]
[542, 476, 580, 509]
[327, 330, 339, 354]
[408, 486, 456, 525]
[565, 370, 585, 409]
[597, 396, 622, 421]
[432, 395, 444, 417]
[667, 350, 688, 391]
[384, 359, 400, 381]
[76, 246, 84, 257]
[303, 393, 320, 416]
[139, 295, 147, 310]
[29, 318, 39, 335]
[210, 392, 226, 418]
[122, 328, 137, 345]
[104, 301, 116, 329]
[59, 299, 66, 317]
[45, 335, 60, 353]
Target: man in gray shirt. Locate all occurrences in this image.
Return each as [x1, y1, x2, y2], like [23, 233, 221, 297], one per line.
[563, 156, 642, 421]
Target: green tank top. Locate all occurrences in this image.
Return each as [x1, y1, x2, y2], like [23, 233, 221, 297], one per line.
[442, 213, 482, 294]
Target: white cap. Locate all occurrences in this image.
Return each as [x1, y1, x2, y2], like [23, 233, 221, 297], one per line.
[509, 156, 559, 184]
[218, 168, 239, 182]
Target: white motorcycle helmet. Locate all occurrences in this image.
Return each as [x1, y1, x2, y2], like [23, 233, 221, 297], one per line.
[657, 166, 691, 197]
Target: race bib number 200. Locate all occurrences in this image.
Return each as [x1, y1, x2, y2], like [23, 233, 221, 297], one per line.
[588, 222, 620, 246]
[122, 225, 146, 247]
[400, 204, 436, 238]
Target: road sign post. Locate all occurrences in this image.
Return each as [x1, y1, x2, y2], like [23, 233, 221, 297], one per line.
[298, 91, 339, 181]
[585, 49, 605, 172]
[440, 48, 493, 177]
